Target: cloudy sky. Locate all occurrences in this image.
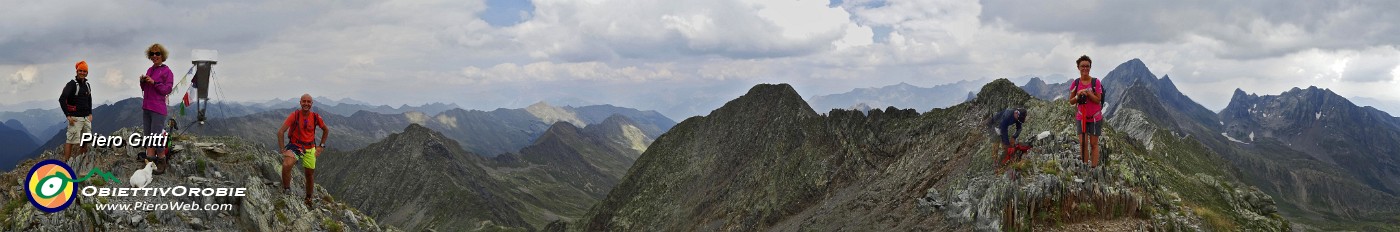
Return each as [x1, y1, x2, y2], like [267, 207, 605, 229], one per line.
[3, 0, 1399, 118]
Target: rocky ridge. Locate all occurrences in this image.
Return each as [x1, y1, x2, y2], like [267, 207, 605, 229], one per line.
[0, 127, 392, 231]
[566, 80, 1286, 231]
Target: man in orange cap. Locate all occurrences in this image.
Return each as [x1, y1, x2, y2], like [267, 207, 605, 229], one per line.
[59, 61, 94, 162]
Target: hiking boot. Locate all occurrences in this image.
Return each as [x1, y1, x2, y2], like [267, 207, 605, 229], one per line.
[154, 157, 169, 175]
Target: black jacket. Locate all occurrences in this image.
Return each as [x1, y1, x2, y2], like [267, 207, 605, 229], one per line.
[59, 78, 92, 117]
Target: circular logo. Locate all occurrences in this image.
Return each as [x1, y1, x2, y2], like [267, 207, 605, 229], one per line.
[25, 159, 75, 213]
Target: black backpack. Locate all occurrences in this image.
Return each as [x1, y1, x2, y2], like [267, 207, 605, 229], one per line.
[1070, 78, 1105, 106]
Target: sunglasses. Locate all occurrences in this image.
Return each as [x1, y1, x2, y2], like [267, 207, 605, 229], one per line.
[1078, 65, 1091, 68]
[148, 52, 162, 57]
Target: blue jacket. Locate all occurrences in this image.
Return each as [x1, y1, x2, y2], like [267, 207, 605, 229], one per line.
[997, 109, 1023, 139]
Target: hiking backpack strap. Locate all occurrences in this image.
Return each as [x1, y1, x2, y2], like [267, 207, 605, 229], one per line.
[1093, 78, 1102, 104]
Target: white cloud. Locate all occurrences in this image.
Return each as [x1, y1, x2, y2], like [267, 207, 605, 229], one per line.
[102, 68, 130, 89]
[7, 65, 39, 93]
[460, 62, 679, 83]
[1339, 47, 1400, 83]
[2, 0, 1400, 117]
[513, 0, 870, 61]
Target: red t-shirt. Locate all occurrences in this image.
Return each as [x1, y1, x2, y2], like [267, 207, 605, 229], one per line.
[1071, 78, 1104, 122]
[283, 110, 325, 148]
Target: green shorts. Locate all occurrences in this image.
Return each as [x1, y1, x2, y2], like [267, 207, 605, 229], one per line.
[284, 144, 318, 169]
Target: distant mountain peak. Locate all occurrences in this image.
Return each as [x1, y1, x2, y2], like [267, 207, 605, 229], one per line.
[711, 83, 816, 118]
[1232, 88, 1252, 100]
[972, 79, 1034, 108]
[2, 119, 22, 129]
[1025, 76, 1047, 86]
[389, 123, 460, 148]
[403, 123, 432, 133]
[526, 101, 587, 126]
[547, 120, 581, 132]
[1107, 58, 1154, 81]
[534, 121, 585, 146]
[1280, 86, 1341, 99]
[1123, 58, 1145, 67]
[598, 114, 638, 127]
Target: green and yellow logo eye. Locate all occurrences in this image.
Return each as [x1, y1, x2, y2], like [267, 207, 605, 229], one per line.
[26, 160, 75, 213]
[24, 159, 120, 213]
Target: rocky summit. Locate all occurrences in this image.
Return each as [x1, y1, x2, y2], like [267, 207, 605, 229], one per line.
[567, 80, 1287, 231]
[0, 127, 391, 231]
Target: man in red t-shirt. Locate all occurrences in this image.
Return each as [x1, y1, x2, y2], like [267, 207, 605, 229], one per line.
[276, 94, 330, 206]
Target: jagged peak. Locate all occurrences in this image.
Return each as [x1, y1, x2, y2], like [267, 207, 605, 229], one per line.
[546, 121, 582, 132]
[972, 78, 1034, 109]
[381, 123, 482, 159]
[1105, 58, 1156, 83]
[1232, 88, 1251, 99]
[709, 83, 817, 118]
[1123, 58, 1145, 67]
[597, 114, 638, 127]
[1282, 86, 1337, 97]
[392, 123, 458, 146]
[1154, 74, 1182, 94]
[1025, 76, 1047, 86]
[533, 121, 585, 146]
[402, 123, 435, 135]
[975, 79, 1030, 98]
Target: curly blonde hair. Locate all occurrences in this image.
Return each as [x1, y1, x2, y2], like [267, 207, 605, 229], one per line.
[147, 43, 169, 62]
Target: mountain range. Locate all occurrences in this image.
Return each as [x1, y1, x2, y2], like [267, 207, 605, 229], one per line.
[1088, 59, 1400, 230]
[558, 59, 1398, 230]
[567, 81, 1286, 231]
[808, 80, 986, 112]
[318, 116, 650, 231]
[0, 121, 37, 164]
[0, 97, 468, 151]
[7, 99, 675, 171]
[198, 101, 673, 158]
[3, 59, 1400, 230]
[1218, 86, 1400, 229]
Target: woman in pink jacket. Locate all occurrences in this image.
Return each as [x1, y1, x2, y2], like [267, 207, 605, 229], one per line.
[1069, 55, 1103, 168]
[140, 43, 174, 174]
